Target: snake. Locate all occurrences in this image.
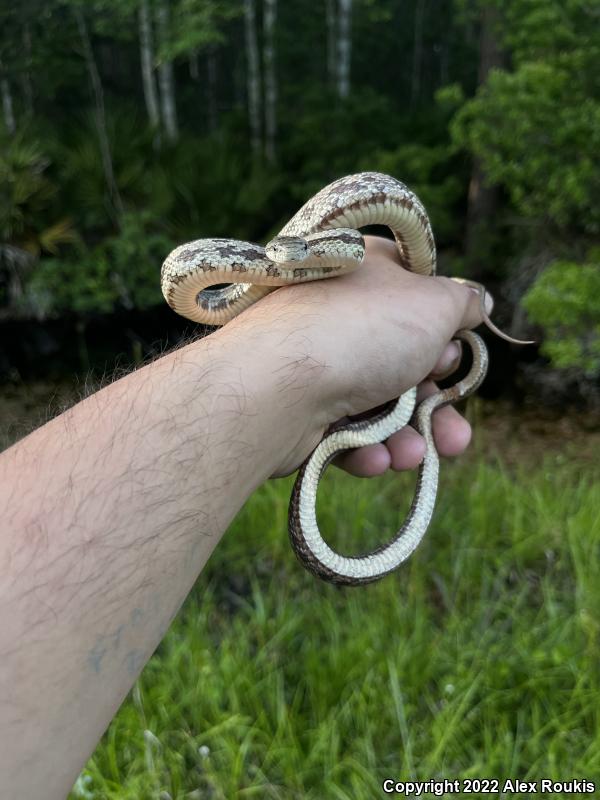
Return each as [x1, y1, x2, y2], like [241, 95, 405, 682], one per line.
[161, 172, 528, 586]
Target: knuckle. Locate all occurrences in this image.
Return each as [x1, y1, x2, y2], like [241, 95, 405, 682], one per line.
[435, 275, 468, 303]
[432, 275, 475, 322]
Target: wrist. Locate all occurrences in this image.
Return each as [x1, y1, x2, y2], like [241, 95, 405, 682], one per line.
[211, 307, 334, 477]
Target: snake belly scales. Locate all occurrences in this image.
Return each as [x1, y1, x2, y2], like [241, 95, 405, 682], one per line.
[161, 172, 489, 586]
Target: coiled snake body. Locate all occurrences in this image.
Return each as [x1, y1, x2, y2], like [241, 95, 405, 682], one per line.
[162, 172, 509, 585]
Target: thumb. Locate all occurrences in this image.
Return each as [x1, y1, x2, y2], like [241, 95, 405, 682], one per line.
[444, 277, 494, 332]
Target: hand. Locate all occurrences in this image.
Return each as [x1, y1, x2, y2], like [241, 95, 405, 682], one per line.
[232, 235, 490, 478]
[327, 236, 491, 478]
[334, 346, 469, 478]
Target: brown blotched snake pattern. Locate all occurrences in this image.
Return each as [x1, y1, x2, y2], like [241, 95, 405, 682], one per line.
[162, 172, 530, 585]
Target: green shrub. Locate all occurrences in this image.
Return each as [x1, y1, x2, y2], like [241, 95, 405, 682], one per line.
[25, 211, 174, 315]
[523, 258, 600, 376]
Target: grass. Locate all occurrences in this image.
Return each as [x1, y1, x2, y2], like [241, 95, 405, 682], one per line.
[67, 448, 600, 799]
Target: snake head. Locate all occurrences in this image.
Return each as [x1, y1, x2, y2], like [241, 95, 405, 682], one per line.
[265, 235, 309, 264]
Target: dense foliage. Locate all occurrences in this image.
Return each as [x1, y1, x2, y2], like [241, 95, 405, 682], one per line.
[0, 0, 598, 381]
[523, 259, 600, 378]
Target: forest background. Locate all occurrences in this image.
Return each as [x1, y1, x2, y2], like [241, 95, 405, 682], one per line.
[0, 0, 598, 402]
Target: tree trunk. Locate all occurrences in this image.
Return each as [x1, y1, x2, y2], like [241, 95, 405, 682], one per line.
[325, 0, 337, 88]
[244, 0, 262, 156]
[188, 51, 199, 81]
[337, 0, 352, 98]
[21, 24, 34, 116]
[410, 0, 426, 106]
[263, 0, 277, 163]
[465, 6, 504, 270]
[138, 0, 161, 131]
[73, 8, 124, 223]
[0, 76, 15, 135]
[439, 41, 449, 87]
[206, 46, 218, 133]
[0, 55, 15, 135]
[155, 0, 179, 143]
[2, 245, 33, 309]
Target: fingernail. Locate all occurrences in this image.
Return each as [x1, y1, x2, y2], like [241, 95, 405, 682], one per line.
[469, 286, 494, 315]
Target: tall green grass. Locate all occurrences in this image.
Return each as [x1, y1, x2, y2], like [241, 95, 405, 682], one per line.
[71, 454, 600, 799]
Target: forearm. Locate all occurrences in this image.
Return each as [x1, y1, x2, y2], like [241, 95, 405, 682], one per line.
[0, 320, 322, 798]
[0, 236, 484, 797]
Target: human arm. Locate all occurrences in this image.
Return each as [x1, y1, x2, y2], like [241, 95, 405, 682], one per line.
[0, 236, 485, 798]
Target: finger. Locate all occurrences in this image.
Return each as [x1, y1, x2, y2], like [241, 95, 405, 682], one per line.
[342, 395, 472, 476]
[335, 377, 473, 477]
[386, 425, 426, 470]
[385, 380, 471, 468]
[417, 380, 472, 457]
[437, 277, 495, 332]
[432, 405, 472, 456]
[384, 404, 471, 469]
[429, 341, 462, 381]
[334, 442, 392, 477]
